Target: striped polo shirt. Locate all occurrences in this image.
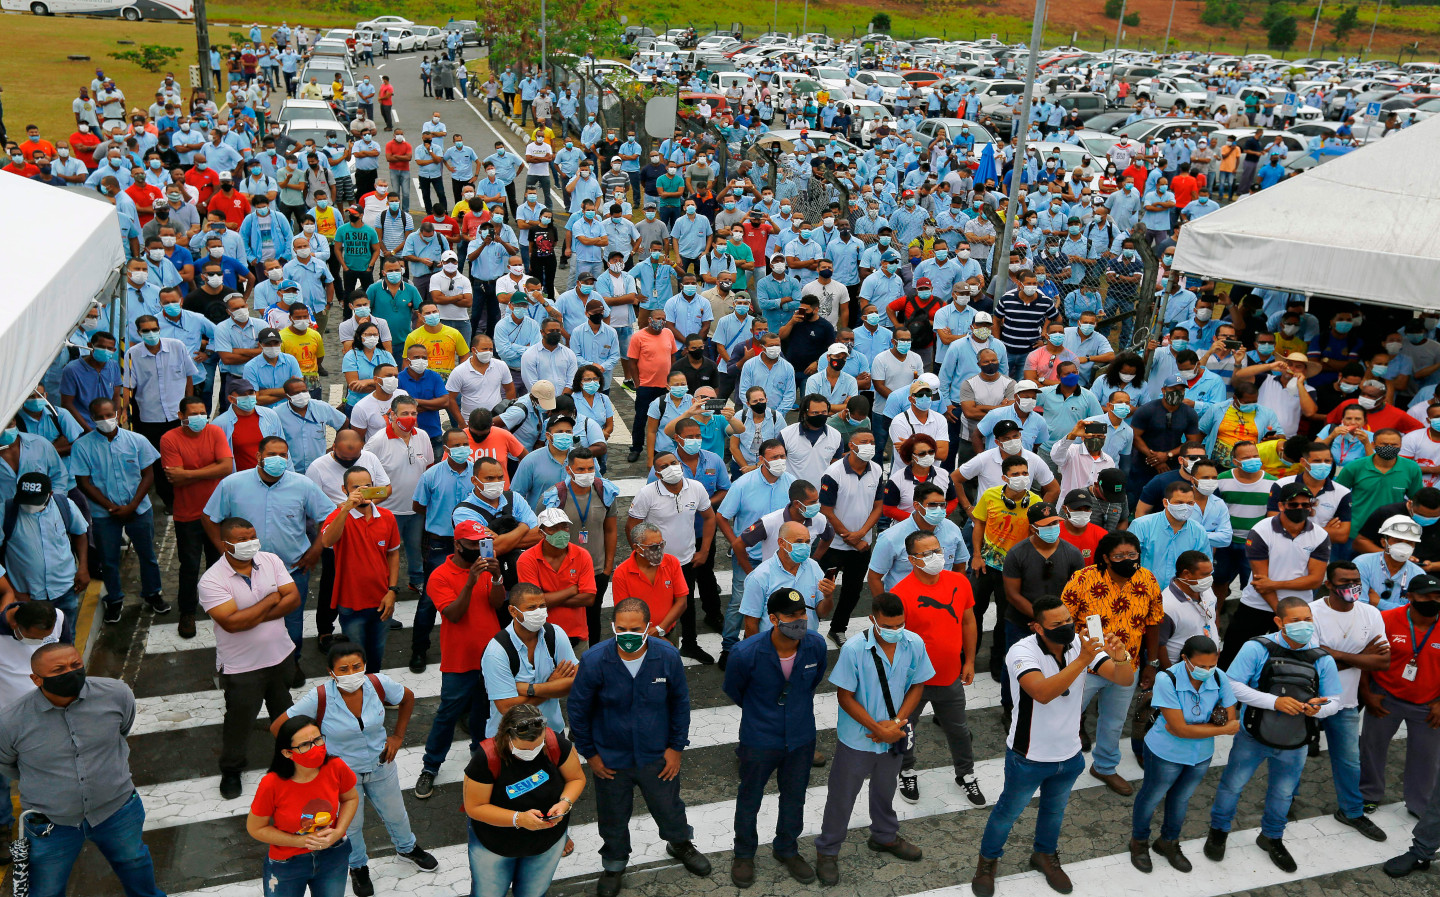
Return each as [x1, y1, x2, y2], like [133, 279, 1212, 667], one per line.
[1216, 468, 1277, 546]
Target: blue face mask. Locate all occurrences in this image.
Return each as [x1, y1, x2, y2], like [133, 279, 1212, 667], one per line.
[448, 445, 470, 464]
[0, 429, 17, 448]
[1112, 403, 1131, 419]
[1036, 524, 1061, 543]
[681, 437, 701, 455]
[682, 284, 697, 297]
[895, 341, 911, 355]
[866, 313, 882, 327]
[1257, 343, 1275, 356]
[1171, 339, 1189, 352]
[1060, 373, 1080, 388]
[786, 539, 812, 564]
[234, 395, 258, 412]
[934, 250, 948, 260]
[913, 395, 932, 412]
[1047, 332, 1065, 347]
[1239, 457, 1264, 474]
[1372, 363, 1389, 377]
[922, 505, 946, 526]
[386, 271, 403, 284]
[801, 501, 821, 519]
[1237, 402, 1258, 414]
[582, 380, 600, 395]
[1308, 462, 1333, 481]
[22, 398, 45, 414]
[669, 384, 687, 399]
[1187, 661, 1216, 682]
[260, 455, 289, 477]
[1334, 320, 1354, 333]
[578, 284, 593, 296]
[551, 432, 574, 452]
[1413, 513, 1440, 528]
[92, 347, 116, 364]
[423, 313, 441, 326]
[1079, 323, 1095, 336]
[1283, 621, 1316, 644]
[875, 622, 905, 643]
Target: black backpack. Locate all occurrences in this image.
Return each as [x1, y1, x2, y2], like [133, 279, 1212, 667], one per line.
[1241, 637, 1325, 750]
[490, 623, 559, 675]
[902, 293, 942, 350]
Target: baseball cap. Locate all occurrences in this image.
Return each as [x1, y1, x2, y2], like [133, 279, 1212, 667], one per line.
[1026, 501, 1058, 524]
[993, 419, 1021, 437]
[1062, 488, 1094, 511]
[766, 587, 808, 616]
[15, 472, 52, 507]
[530, 380, 557, 410]
[453, 519, 492, 542]
[909, 380, 934, 396]
[226, 377, 256, 396]
[441, 249, 458, 261]
[218, 170, 233, 180]
[537, 507, 569, 528]
[1014, 379, 1041, 393]
[1409, 574, 1440, 595]
[277, 280, 299, 292]
[585, 298, 606, 313]
[1097, 467, 1127, 501]
[1378, 514, 1422, 542]
[827, 342, 849, 356]
[973, 311, 994, 324]
[915, 276, 933, 289]
[881, 250, 901, 263]
[1275, 481, 1315, 503]
[257, 327, 282, 345]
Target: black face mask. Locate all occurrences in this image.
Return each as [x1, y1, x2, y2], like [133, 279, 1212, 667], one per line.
[334, 455, 358, 469]
[980, 362, 1000, 375]
[455, 545, 481, 564]
[1042, 623, 1075, 647]
[1375, 445, 1401, 461]
[588, 312, 604, 324]
[750, 402, 767, 416]
[1108, 558, 1139, 579]
[1282, 507, 1310, 524]
[688, 348, 705, 359]
[543, 332, 562, 346]
[829, 358, 846, 370]
[1084, 438, 1105, 454]
[41, 668, 86, 698]
[1411, 599, 1440, 619]
[470, 428, 491, 443]
[804, 413, 827, 429]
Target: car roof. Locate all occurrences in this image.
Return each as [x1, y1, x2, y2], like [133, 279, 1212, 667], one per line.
[284, 119, 347, 130]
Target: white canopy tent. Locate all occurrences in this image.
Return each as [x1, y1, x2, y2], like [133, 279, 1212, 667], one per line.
[1171, 113, 1440, 310]
[0, 177, 125, 425]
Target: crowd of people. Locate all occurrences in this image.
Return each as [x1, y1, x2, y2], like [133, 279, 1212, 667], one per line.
[2, 33, 1440, 897]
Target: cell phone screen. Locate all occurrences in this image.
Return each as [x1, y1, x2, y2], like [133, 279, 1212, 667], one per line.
[478, 537, 495, 559]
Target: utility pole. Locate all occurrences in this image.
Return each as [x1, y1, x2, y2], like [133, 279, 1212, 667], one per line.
[1163, 0, 1176, 53]
[1367, 0, 1382, 55]
[539, 0, 547, 77]
[1309, 0, 1325, 54]
[993, 0, 1046, 303]
[1108, 0, 1127, 92]
[194, 0, 212, 96]
[802, 0, 810, 36]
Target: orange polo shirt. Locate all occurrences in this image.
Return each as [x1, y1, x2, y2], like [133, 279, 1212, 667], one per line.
[515, 542, 596, 639]
[610, 553, 687, 625]
[326, 506, 400, 611]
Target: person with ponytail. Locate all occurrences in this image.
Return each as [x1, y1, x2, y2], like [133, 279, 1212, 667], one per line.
[247, 714, 360, 897]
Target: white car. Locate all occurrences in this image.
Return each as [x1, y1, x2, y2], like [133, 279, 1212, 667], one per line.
[1137, 76, 1209, 111]
[385, 25, 444, 52]
[356, 15, 412, 31]
[852, 70, 907, 105]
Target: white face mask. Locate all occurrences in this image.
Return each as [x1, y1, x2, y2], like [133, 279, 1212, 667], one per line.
[1067, 510, 1092, 527]
[362, 335, 380, 349]
[262, 345, 281, 360]
[999, 438, 1023, 455]
[480, 481, 505, 499]
[766, 458, 788, 476]
[475, 350, 494, 364]
[380, 376, 399, 393]
[658, 464, 685, 484]
[1195, 478, 1220, 496]
[333, 672, 367, 692]
[764, 345, 781, 359]
[1016, 397, 1037, 414]
[914, 454, 935, 469]
[855, 444, 875, 462]
[1181, 575, 1215, 593]
[510, 742, 545, 761]
[914, 553, 945, 575]
[94, 418, 119, 434]
[1388, 541, 1416, 563]
[1119, 372, 1136, 383]
[1006, 474, 1032, 492]
[409, 358, 429, 374]
[289, 392, 311, 410]
[228, 539, 261, 561]
[516, 606, 548, 632]
[570, 470, 595, 489]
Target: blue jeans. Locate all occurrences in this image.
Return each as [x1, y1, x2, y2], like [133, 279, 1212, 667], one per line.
[721, 564, 748, 653]
[1321, 706, 1364, 819]
[25, 792, 164, 897]
[396, 513, 424, 588]
[283, 564, 311, 659]
[338, 607, 389, 673]
[413, 535, 451, 658]
[50, 588, 79, 644]
[467, 824, 565, 897]
[0, 772, 12, 828]
[1209, 729, 1307, 839]
[733, 741, 814, 859]
[422, 669, 487, 775]
[1005, 352, 1028, 381]
[92, 510, 162, 604]
[979, 749, 1085, 859]
[262, 838, 349, 897]
[1131, 751, 1211, 841]
[348, 760, 417, 868]
[1080, 672, 1137, 776]
[592, 757, 693, 870]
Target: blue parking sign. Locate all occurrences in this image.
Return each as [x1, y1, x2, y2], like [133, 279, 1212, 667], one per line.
[1282, 92, 1297, 107]
[1365, 101, 1382, 118]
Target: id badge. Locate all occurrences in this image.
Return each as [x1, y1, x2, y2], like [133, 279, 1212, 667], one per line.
[1403, 662, 1419, 682]
[504, 769, 551, 800]
[578, 530, 589, 545]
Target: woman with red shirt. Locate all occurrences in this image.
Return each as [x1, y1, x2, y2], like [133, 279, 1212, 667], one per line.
[247, 716, 360, 897]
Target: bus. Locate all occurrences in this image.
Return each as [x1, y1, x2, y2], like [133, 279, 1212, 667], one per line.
[1, 0, 194, 21]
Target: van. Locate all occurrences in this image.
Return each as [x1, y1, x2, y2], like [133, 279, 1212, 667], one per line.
[709, 72, 753, 91]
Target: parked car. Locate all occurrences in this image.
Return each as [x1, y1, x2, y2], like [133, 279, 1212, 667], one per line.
[277, 99, 339, 125]
[282, 118, 350, 149]
[1135, 76, 1209, 111]
[442, 20, 480, 46]
[355, 15, 412, 31]
[385, 25, 444, 52]
[913, 117, 998, 149]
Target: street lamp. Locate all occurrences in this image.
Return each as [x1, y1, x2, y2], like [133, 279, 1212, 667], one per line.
[1309, 0, 1325, 54]
[993, 0, 1047, 302]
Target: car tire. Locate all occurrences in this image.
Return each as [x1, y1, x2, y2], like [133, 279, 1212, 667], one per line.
[29, 1, 49, 13]
[122, 5, 140, 19]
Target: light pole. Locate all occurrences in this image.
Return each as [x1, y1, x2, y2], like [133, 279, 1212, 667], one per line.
[1108, 0, 1127, 92]
[1309, 0, 1325, 54]
[539, 0, 547, 77]
[802, 0, 810, 36]
[1163, 0, 1176, 54]
[993, 0, 1046, 303]
[194, 0, 212, 96]
[772, 0, 779, 35]
[1367, 0, 1382, 55]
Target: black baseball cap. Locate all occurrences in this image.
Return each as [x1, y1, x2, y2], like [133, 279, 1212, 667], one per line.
[1409, 574, 1440, 595]
[257, 327, 282, 345]
[1097, 467, 1127, 500]
[993, 419, 1021, 437]
[15, 472, 52, 506]
[1026, 501, 1058, 524]
[1276, 482, 1314, 503]
[767, 588, 807, 616]
[1063, 488, 1094, 511]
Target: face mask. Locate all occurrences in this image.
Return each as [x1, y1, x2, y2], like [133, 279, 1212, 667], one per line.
[333, 672, 368, 693]
[509, 742, 545, 762]
[1041, 623, 1075, 647]
[514, 605, 548, 632]
[1375, 445, 1401, 461]
[1166, 501, 1194, 522]
[874, 620, 905, 643]
[260, 455, 289, 477]
[228, 538, 261, 561]
[362, 335, 381, 350]
[544, 528, 571, 550]
[1385, 341, 1404, 355]
[40, 668, 86, 699]
[1108, 557, 1139, 579]
[613, 625, 647, 653]
[775, 618, 809, 640]
[1283, 621, 1316, 644]
[1387, 541, 1416, 563]
[895, 341, 911, 355]
[379, 376, 399, 393]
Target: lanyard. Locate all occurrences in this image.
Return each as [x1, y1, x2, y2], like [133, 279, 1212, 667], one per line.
[1408, 612, 1437, 663]
[567, 483, 594, 525]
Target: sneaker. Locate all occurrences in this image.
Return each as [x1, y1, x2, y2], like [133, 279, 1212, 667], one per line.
[1333, 809, 1388, 841]
[680, 643, 716, 664]
[1255, 834, 1296, 873]
[144, 593, 172, 614]
[397, 845, 439, 871]
[666, 840, 712, 876]
[957, 773, 985, 805]
[409, 653, 427, 674]
[898, 768, 920, 804]
[349, 866, 375, 897]
[178, 613, 197, 639]
[1202, 827, 1227, 862]
[828, 629, 847, 648]
[103, 602, 122, 625]
[414, 770, 436, 799]
[219, 770, 242, 800]
[1383, 853, 1432, 878]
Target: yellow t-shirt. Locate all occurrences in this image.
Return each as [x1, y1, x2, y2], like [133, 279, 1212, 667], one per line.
[1257, 438, 1302, 478]
[280, 328, 326, 375]
[403, 325, 470, 375]
[1274, 332, 1308, 358]
[973, 485, 1036, 571]
[314, 206, 340, 241]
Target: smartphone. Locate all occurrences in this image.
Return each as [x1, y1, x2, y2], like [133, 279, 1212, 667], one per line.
[1086, 614, 1103, 642]
[703, 398, 726, 412]
[478, 537, 495, 559]
[1084, 422, 1106, 436]
[1224, 339, 1243, 350]
[358, 486, 387, 500]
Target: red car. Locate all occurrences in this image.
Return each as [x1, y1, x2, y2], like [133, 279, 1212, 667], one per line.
[901, 70, 947, 87]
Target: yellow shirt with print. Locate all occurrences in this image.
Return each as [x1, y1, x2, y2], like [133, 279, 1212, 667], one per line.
[403, 325, 470, 375]
[973, 484, 1036, 571]
[1256, 437, 1302, 478]
[281, 327, 326, 376]
[1274, 332, 1308, 358]
[314, 206, 340, 241]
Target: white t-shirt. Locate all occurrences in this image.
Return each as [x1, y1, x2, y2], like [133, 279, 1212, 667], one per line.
[871, 349, 925, 401]
[526, 141, 552, 176]
[446, 358, 513, 418]
[339, 315, 393, 347]
[801, 279, 847, 328]
[429, 271, 474, 322]
[0, 612, 63, 710]
[304, 449, 392, 503]
[887, 407, 949, 453]
[1401, 428, 1440, 488]
[1006, 633, 1110, 762]
[628, 479, 712, 564]
[364, 428, 435, 514]
[350, 389, 407, 439]
[1309, 597, 1385, 709]
[958, 446, 1056, 498]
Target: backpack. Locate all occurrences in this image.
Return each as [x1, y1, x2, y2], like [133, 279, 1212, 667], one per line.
[478, 728, 561, 779]
[313, 674, 383, 728]
[2, 496, 76, 565]
[902, 293, 941, 350]
[490, 623, 559, 676]
[1241, 637, 1325, 749]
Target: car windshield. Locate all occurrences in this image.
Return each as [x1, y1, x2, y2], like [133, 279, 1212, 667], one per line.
[1171, 78, 1203, 91]
[869, 72, 905, 87]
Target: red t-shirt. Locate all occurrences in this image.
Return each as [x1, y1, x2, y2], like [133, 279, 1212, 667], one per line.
[125, 183, 165, 225]
[250, 758, 357, 861]
[385, 140, 412, 172]
[466, 428, 524, 486]
[742, 220, 775, 266]
[1060, 522, 1106, 567]
[1170, 173, 1198, 210]
[1373, 606, 1440, 704]
[159, 424, 233, 522]
[427, 555, 503, 672]
[69, 132, 101, 168]
[326, 507, 400, 611]
[515, 543, 597, 638]
[379, 83, 394, 106]
[891, 570, 975, 687]
[1326, 399, 1421, 434]
[424, 214, 459, 243]
[230, 413, 262, 471]
[209, 188, 252, 228]
[610, 553, 687, 624]
[185, 167, 220, 207]
[627, 327, 679, 387]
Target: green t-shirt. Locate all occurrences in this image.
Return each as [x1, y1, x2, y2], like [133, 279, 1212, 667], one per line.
[1336, 456, 1423, 537]
[723, 240, 755, 292]
[336, 223, 379, 272]
[656, 173, 685, 207]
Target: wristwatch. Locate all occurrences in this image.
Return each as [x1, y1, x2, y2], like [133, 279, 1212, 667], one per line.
[654, 626, 666, 637]
[1146, 659, 1161, 668]
[526, 682, 536, 698]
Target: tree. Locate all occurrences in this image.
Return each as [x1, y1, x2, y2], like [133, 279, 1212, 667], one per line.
[481, 0, 623, 71]
[870, 12, 892, 32]
[1333, 5, 1360, 40]
[110, 44, 183, 74]
[1123, 11, 1141, 25]
[1104, 0, 1124, 18]
[1268, 15, 1299, 49]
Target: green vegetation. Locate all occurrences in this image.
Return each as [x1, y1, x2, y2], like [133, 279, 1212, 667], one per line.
[1332, 4, 1360, 40]
[870, 12, 891, 33]
[110, 43, 184, 73]
[481, 0, 624, 68]
[1267, 14, 1299, 48]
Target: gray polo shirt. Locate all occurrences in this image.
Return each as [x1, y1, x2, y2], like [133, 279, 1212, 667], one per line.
[0, 677, 137, 827]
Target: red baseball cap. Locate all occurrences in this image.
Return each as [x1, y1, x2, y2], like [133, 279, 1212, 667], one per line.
[454, 520, 493, 542]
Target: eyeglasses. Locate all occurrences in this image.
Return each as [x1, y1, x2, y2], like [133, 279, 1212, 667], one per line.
[1109, 553, 1140, 563]
[291, 734, 326, 753]
[506, 719, 546, 740]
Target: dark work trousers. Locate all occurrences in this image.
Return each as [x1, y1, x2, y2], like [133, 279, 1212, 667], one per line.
[421, 670, 488, 775]
[133, 419, 179, 510]
[355, 168, 378, 198]
[678, 560, 705, 648]
[316, 547, 339, 638]
[174, 518, 220, 617]
[734, 740, 816, 859]
[586, 572, 612, 645]
[1219, 602, 1277, 670]
[687, 548, 722, 626]
[815, 742, 904, 855]
[419, 175, 446, 212]
[341, 269, 374, 315]
[218, 659, 294, 774]
[472, 279, 500, 336]
[593, 758, 695, 871]
[532, 254, 558, 302]
[414, 533, 452, 659]
[971, 565, 1003, 672]
[900, 677, 976, 778]
[630, 386, 665, 453]
[828, 548, 872, 636]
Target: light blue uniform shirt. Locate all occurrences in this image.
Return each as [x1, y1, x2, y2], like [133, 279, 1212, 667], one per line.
[853, 323, 894, 366]
[2, 497, 87, 599]
[829, 627, 935, 753]
[242, 353, 302, 393]
[275, 400, 348, 473]
[738, 357, 797, 415]
[1129, 512, 1213, 589]
[412, 459, 475, 537]
[976, 406, 1049, 452]
[671, 213, 713, 259]
[741, 555, 827, 631]
[827, 237, 864, 286]
[520, 344, 578, 392]
[1064, 327, 1113, 383]
[452, 489, 541, 530]
[1353, 551, 1422, 611]
[1036, 386, 1102, 452]
[756, 275, 802, 332]
[940, 338, 1010, 408]
[1144, 660, 1236, 765]
[571, 324, 621, 380]
[482, 623, 579, 737]
[494, 316, 540, 368]
[867, 517, 969, 591]
[202, 469, 333, 568]
[288, 674, 405, 774]
[651, 394, 694, 456]
[784, 237, 824, 286]
[632, 261, 678, 311]
[805, 370, 859, 406]
[717, 468, 795, 554]
[71, 429, 161, 517]
[664, 293, 713, 338]
[914, 258, 962, 298]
